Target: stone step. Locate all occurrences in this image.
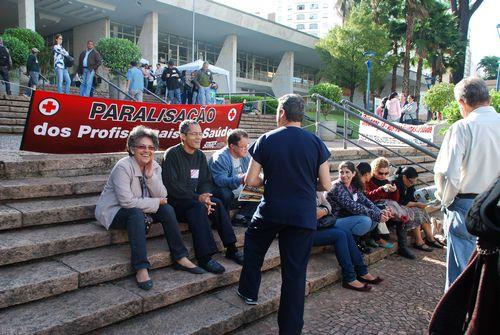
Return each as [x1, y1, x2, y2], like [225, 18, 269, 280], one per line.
[0, 94, 31, 102]
[0, 99, 30, 107]
[0, 242, 286, 335]
[0, 147, 432, 180]
[0, 118, 26, 125]
[329, 156, 435, 172]
[0, 195, 99, 231]
[93, 248, 395, 335]
[0, 125, 24, 134]
[0, 174, 108, 201]
[0, 110, 28, 118]
[0, 227, 246, 309]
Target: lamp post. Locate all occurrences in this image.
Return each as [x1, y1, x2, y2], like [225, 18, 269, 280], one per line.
[363, 51, 376, 111]
[192, 0, 196, 62]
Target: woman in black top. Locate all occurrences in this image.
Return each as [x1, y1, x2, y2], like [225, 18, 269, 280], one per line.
[392, 167, 443, 250]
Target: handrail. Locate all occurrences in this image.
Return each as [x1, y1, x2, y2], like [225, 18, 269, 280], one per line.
[304, 115, 431, 186]
[94, 72, 136, 101]
[312, 94, 437, 159]
[113, 70, 168, 104]
[38, 73, 48, 90]
[341, 99, 440, 150]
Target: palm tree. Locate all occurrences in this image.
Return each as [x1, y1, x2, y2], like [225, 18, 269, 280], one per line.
[477, 56, 500, 80]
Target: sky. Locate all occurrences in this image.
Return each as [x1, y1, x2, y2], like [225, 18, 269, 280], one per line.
[214, 0, 499, 75]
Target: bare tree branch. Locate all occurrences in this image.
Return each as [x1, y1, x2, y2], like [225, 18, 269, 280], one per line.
[470, 0, 484, 15]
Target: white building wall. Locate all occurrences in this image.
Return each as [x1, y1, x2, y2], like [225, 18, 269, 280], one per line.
[274, 0, 342, 37]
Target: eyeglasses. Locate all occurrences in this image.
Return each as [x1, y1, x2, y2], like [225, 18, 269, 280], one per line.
[186, 132, 203, 137]
[134, 145, 156, 151]
[232, 144, 248, 150]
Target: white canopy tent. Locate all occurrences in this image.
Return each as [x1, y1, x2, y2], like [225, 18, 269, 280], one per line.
[176, 60, 231, 95]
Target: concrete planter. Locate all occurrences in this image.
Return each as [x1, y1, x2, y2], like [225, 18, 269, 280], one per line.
[431, 121, 449, 145]
[319, 120, 337, 141]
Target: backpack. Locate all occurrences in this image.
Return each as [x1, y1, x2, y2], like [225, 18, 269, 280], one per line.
[0, 45, 10, 67]
[63, 55, 74, 68]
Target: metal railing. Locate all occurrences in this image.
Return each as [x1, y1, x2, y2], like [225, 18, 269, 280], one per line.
[113, 70, 168, 104]
[341, 99, 440, 150]
[94, 72, 136, 101]
[312, 94, 438, 160]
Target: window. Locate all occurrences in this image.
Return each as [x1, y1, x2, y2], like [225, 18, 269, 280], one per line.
[297, 4, 305, 10]
[309, 23, 318, 30]
[288, 6, 292, 11]
[297, 14, 305, 20]
[110, 21, 141, 44]
[310, 13, 318, 19]
[310, 3, 319, 9]
[322, 12, 329, 18]
[323, 3, 329, 8]
[296, 24, 305, 30]
[287, 14, 292, 20]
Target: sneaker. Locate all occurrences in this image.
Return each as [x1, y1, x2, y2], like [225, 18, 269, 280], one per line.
[236, 289, 258, 305]
[199, 259, 225, 274]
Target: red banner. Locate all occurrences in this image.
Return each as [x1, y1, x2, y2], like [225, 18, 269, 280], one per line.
[20, 91, 243, 154]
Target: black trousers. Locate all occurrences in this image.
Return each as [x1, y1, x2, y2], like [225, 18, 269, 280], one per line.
[0, 66, 11, 95]
[238, 218, 314, 335]
[110, 204, 188, 270]
[170, 197, 237, 260]
[213, 186, 259, 220]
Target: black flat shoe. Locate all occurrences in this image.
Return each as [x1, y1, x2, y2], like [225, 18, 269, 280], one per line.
[173, 262, 206, 274]
[226, 250, 244, 265]
[357, 276, 384, 285]
[357, 242, 373, 254]
[342, 282, 372, 292]
[200, 259, 225, 274]
[425, 239, 444, 249]
[398, 247, 416, 259]
[137, 279, 153, 291]
[414, 243, 433, 252]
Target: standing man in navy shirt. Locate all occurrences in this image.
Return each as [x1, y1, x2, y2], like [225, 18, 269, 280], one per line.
[237, 94, 332, 334]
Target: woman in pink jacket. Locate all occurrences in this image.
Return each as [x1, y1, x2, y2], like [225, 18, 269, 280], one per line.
[385, 92, 401, 122]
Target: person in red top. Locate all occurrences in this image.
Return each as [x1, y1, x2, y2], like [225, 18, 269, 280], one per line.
[364, 157, 417, 259]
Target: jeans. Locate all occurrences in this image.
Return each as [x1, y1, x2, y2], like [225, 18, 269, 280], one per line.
[110, 205, 189, 271]
[444, 197, 476, 291]
[0, 66, 11, 95]
[167, 88, 182, 104]
[55, 67, 71, 94]
[197, 86, 211, 104]
[238, 218, 314, 335]
[155, 79, 164, 95]
[79, 68, 94, 97]
[192, 90, 198, 104]
[129, 89, 143, 102]
[333, 215, 376, 237]
[25, 71, 39, 96]
[313, 226, 368, 283]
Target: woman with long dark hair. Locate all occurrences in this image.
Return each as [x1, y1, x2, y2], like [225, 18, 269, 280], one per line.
[53, 34, 71, 94]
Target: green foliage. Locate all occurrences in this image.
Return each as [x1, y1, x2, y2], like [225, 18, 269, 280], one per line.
[308, 83, 343, 118]
[423, 82, 455, 114]
[95, 38, 141, 72]
[37, 48, 54, 76]
[491, 89, 500, 112]
[3, 28, 45, 52]
[441, 100, 461, 124]
[225, 95, 278, 114]
[316, 4, 393, 100]
[477, 56, 499, 80]
[1, 35, 29, 68]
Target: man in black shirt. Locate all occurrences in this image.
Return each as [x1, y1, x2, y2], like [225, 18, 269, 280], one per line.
[162, 60, 182, 104]
[162, 120, 243, 274]
[237, 94, 332, 335]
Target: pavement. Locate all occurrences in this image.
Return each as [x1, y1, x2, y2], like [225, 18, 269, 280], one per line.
[232, 247, 446, 335]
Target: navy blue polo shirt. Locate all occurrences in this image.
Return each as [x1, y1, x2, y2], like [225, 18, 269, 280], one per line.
[249, 126, 331, 230]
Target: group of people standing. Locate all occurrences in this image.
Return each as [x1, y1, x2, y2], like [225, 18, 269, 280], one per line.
[375, 91, 418, 124]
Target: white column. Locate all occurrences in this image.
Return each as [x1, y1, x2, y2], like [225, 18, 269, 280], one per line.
[137, 12, 158, 67]
[271, 51, 294, 98]
[18, 0, 36, 31]
[215, 34, 237, 93]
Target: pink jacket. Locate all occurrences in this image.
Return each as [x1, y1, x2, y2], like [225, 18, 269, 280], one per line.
[386, 98, 401, 121]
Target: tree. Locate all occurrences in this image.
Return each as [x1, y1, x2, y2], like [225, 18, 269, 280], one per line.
[317, 4, 393, 103]
[335, 0, 361, 24]
[95, 38, 141, 73]
[401, 0, 430, 95]
[449, 0, 484, 83]
[308, 83, 343, 119]
[423, 82, 455, 116]
[3, 28, 44, 52]
[477, 56, 499, 80]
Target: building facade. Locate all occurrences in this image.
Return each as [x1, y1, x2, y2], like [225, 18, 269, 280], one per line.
[273, 0, 343, 38]
[2, 0, 322, 96]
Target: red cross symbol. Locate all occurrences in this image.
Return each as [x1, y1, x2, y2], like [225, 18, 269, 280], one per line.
[38, 98, 60, 116]
[228, 108, 237, 122]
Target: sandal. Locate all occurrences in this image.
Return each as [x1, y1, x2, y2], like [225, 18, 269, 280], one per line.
[425, 239, 443, 249]
[414, 243, 433, 252]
